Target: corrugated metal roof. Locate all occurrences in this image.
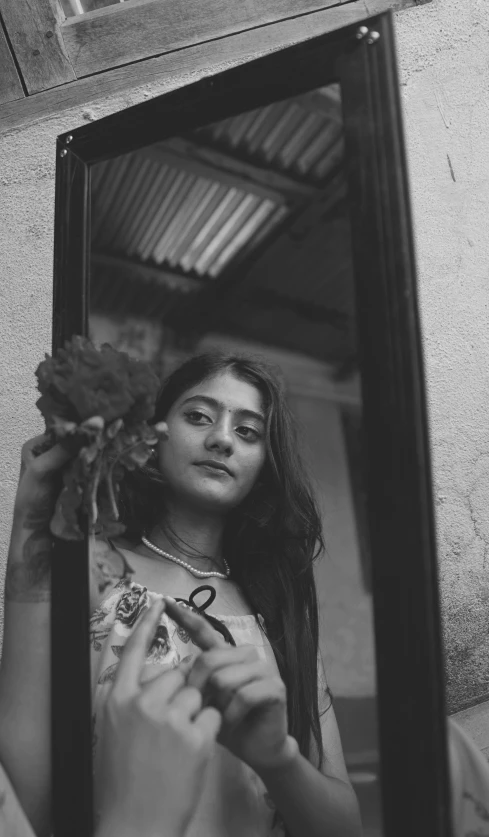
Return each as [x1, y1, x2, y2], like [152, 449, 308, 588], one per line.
[195, 86, 343, 185]
[92, 154, 288, 279]
[91, 89, 343, 282]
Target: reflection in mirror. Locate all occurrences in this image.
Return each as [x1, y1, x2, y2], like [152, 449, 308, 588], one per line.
[89, 83, 380, 836]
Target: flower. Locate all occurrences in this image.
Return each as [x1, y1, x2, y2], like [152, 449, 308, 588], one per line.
[34, 336, 163, 541]
[146, 624, 172, 663]
[35, 337, 160, 425]
[116, 587, 150, 628]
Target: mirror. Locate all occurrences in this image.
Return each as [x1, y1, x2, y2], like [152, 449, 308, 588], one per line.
[87, 81, 380, 836]
[50, 17, 451, 837]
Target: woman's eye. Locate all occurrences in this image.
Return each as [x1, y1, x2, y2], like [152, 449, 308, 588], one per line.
[236, 425, 261, 441]
[185, 410, 211, 424]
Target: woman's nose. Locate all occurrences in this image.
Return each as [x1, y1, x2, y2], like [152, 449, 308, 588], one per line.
[205, 420, 234, 455]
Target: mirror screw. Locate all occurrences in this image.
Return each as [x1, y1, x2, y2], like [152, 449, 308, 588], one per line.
[366, 31, 381, 44]
[65, 135, 73, 144]
[356, 26, 369, 39]
[60, 149, 68, 158]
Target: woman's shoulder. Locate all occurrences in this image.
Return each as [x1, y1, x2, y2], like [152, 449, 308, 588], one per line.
[110, 535, 139, 553]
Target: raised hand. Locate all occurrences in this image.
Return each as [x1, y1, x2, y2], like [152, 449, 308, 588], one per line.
[6, 435, 72, 602]
[14, 434, 72, 519]
[163, 598, 298, 776]
[96, 598, 222, 837]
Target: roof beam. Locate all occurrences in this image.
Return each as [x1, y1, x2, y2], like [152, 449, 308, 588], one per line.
[91, 252, 201, 291]
[90, 252, 203, 320]
[142, 136, 320, 203]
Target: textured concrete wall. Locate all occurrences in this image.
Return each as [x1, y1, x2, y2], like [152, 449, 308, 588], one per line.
[0, 0, 488, 710]
[395, 0, 489, 711]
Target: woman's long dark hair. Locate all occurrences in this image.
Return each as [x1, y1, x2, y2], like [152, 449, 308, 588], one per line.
[119, 351, 329, 766]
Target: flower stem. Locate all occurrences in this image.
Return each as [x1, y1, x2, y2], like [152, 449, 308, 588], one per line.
[89, 456, 103, 527]
[106, 465, 119, 522]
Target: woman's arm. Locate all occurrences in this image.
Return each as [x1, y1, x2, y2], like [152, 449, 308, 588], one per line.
[0, 597, 222, 837]
[256, 652, 361, 837]
[164, 597, 363, 837]
[0, 436, 132, 837]
[0, 437, 71, 837]
[258, 707, 362, 837]
[95, 599, 222, 837]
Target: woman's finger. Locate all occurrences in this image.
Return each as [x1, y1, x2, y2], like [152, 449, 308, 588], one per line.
[26, 440, 73, 476]
[21, 435, 50, 466]
[186, 647, 258, 693]
[22, 434, 48, 450]
[111, 598, 165, 699]
[169, 685, 203, 719]
[178, 657, 195, 678]
[163, 598, 226, 651]
[194, 706, 222, 740]
[137, 668, 187, 714]
[205, 662, 266, 710]
[223, 679, 286, 729]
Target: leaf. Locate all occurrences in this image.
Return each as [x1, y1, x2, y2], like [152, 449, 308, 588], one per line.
[176, 626, 191, 644]
[98, 663, 119, 684]
[81, 443, 102, 466]
[106, 418, 124, 439]
[111, 645, 124, 659]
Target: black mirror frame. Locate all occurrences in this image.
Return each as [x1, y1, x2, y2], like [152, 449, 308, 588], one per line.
[51, 12, 452, 837]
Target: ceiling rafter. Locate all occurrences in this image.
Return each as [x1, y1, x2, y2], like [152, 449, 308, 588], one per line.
[90, 252, 203, 320]
[147, 136, 320, 202]
[91, 252, 201, 290]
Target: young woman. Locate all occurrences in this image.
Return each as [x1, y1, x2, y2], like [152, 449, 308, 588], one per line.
[2, 349, 489, 837]
[89, 351, 362, 837]
[0, 349, 362, 837]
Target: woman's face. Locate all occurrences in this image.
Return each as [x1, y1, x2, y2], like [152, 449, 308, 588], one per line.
[157, 370, 267, 514]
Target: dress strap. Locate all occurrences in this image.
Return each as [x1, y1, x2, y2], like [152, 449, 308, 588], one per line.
[174, 585, 236, 646]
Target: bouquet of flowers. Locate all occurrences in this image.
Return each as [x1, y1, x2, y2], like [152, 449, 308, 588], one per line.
[35, 335, 166, 541]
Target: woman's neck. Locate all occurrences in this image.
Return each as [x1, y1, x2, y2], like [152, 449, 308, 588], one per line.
[147, 504, 225, 564]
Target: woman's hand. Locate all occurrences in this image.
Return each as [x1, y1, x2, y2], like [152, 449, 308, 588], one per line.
[96, 598, 222, 837]
[13, 434, 71, 523]
[164, 598, 298, 776]
[6, 436, 72, 603]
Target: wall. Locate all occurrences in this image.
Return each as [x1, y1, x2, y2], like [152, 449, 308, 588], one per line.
[395, 0, 489, 712]
[289, 395, 376, 697]
[1, 0, 488, 712]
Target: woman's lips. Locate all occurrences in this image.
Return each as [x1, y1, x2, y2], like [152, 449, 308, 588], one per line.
[195, 460, 233, 477]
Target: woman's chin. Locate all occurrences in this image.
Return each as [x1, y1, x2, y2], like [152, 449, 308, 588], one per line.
[181, 484, 243, 514]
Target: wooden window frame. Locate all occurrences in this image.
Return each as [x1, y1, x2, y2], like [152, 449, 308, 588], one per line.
[0, 17, 24, 104]
[0, 0, 429, 104]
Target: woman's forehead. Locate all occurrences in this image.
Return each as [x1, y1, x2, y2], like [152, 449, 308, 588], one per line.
[176, 370, 265, 414]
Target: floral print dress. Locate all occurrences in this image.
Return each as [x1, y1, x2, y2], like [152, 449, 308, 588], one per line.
[90, 578, 286, 837]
